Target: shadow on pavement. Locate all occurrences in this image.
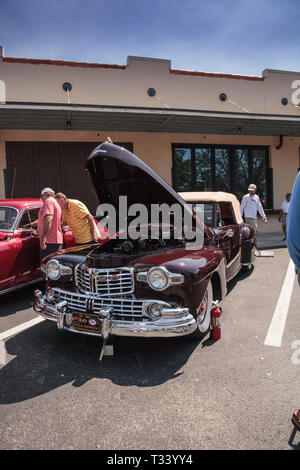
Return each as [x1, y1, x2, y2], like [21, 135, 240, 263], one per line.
[0, 282, 44, 318]
[226, 266, 254, 296]
[0, 320, 200, 404]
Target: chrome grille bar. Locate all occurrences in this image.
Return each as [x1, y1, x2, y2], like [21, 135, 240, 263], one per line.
[75, 265, 134, 296]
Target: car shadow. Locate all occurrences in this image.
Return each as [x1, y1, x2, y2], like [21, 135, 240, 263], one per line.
[0, 320, 200, 404]
[0, 282, 44, 317]
[226, 266, 254, 296]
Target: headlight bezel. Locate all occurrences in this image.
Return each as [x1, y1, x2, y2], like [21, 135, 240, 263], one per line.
[44, 259, 73, 281]
[137, 266, 185, 291]
[147, 267, 169, 291]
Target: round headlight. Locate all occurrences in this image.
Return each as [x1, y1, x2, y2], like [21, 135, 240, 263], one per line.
[147, 302, 162, 320]
[147, 267, 169, 291]
[46, 260, 61, 280]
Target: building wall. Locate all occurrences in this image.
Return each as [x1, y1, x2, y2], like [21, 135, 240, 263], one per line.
[1, 55, 300, 115]
[1, 129, 299, 216]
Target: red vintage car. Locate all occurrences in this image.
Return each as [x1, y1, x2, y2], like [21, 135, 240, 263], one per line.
[0, 198, 76, 295]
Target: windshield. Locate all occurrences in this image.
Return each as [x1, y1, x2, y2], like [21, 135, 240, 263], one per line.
[191, 202, 214, 227]
[0, 207, 18, 231]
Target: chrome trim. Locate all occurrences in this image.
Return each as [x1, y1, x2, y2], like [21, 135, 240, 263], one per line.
[137, 266, 185, 291]
[34, 288, 196, 338]
[16, 205, 41, 230]
[75, 264, 134, 296]
[45, 259, 72, 280]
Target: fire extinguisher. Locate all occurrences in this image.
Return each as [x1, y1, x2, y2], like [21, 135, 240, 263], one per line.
[210, 302, 222, 340]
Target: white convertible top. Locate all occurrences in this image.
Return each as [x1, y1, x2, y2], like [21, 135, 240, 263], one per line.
[179, 191, 243, 225]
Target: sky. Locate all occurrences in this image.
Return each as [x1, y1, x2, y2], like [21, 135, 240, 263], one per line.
[0, 0, 300, 76]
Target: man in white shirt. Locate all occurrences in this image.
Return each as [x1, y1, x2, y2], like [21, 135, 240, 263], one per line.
[240, 184, 268, 238]
[278, 192, 291, 241]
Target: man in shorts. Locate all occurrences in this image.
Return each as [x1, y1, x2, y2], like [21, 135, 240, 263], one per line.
[240, 184, 268, 241]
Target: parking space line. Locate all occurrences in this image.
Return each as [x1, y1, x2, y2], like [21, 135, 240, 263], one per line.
[0, 316, 45, 342]
[264, 259, 295, 347]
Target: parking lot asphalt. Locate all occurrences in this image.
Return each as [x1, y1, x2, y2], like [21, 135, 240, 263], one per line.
[0, 247, 300, 450]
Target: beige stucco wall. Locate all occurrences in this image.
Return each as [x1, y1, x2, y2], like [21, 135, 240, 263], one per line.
[0, 53, 299, 235]
[1, 129, 299, 214]
[0, 55, 300, 115]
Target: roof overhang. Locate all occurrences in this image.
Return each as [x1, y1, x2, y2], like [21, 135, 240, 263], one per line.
[0, 102, 300, 136]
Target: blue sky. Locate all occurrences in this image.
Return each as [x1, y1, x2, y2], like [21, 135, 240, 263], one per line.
[0, 0, 300, 75]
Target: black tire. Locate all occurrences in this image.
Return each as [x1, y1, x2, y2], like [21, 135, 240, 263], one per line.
[189, 280, 213, 339]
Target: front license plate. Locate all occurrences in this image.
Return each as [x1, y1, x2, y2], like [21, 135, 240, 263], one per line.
[72, 312, 101, 333]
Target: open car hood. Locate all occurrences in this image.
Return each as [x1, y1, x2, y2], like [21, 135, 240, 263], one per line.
[85, 142, 194, 215]
[85, 142, 212, 240]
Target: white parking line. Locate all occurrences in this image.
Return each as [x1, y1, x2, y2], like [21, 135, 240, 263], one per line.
[0, 317, 45, 366]
[0, 316, 45, 342]
[264, 259, 295, 347]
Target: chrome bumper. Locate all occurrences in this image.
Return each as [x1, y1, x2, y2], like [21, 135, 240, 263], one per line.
[33, 289, 197, 338]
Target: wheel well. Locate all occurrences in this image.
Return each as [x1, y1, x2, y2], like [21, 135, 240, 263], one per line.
[210, 272, 222, 302]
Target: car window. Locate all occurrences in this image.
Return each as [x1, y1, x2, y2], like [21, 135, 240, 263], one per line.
[28, 208, 39, 224]
[0, 207, 18, 231]
[191, 202, 214, 227]
[18, 211, 32, 229]
[218, 202, 235, 226]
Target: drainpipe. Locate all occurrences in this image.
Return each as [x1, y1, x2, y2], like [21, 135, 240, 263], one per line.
[276, 135, 283, 150]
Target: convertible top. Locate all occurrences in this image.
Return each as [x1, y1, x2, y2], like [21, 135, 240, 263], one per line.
[179, 191, 243, 225]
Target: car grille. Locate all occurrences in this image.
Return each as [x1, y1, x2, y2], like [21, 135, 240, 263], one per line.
[53, 289, 87, 312]
[75, 264, 134, 296]
[93, 297, 145, 321]
[52, 289, 145, 321]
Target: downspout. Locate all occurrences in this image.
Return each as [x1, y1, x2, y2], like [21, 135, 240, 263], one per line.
[276, 135, 283, 150]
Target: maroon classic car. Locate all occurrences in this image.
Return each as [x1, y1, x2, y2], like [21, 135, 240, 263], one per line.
[34, 142, 255, 340]
[0, 198, 76, 295]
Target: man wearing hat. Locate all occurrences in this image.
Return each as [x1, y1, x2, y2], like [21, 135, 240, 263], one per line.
[240, 184, 268, 238]
[278, 192, 291, 241]
[37, 187, 63, 261]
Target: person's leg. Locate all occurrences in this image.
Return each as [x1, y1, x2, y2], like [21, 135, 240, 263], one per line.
[40, 244, 63, 263]
[245, 218, 258, 248]
[282, 214, 287, 240]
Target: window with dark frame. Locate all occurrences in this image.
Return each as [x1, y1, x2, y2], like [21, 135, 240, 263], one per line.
[172, 144, 271, 209]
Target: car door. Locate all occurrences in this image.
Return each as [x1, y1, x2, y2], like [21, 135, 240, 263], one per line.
[0, 235, 19, 291]
[0, 206, 20, 291]
[14, 208, 41, 285]
[216, 202, 241, 280]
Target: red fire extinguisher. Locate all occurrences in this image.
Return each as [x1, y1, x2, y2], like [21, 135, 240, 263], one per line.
[210, 302, 222, 341]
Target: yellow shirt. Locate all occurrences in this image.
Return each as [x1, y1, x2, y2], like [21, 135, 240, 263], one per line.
[62, 199, 100, 244]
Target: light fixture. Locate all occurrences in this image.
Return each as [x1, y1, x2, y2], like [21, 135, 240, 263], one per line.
[147, 88, 156, 97]
[62, 82, 72, 92]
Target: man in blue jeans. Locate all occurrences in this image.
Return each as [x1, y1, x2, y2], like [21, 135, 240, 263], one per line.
[286, 173, 300, 430]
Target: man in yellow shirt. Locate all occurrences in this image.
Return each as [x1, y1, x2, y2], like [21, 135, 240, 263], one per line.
[55, 193, 100, 245]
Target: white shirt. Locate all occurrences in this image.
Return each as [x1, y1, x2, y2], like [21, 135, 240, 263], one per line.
[280, 200, 290, 214]
[240, 193, 266, 219]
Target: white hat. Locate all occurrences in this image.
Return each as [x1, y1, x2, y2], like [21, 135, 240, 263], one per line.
[248, 184, 257, 191]
[40, 187, 55, 197]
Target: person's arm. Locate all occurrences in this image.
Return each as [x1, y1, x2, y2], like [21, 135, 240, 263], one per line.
[240, 196, 246, 217]
[86, 214, 99, 241]
[40, 214, 53, 249]
[257, 197, 267, 222]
